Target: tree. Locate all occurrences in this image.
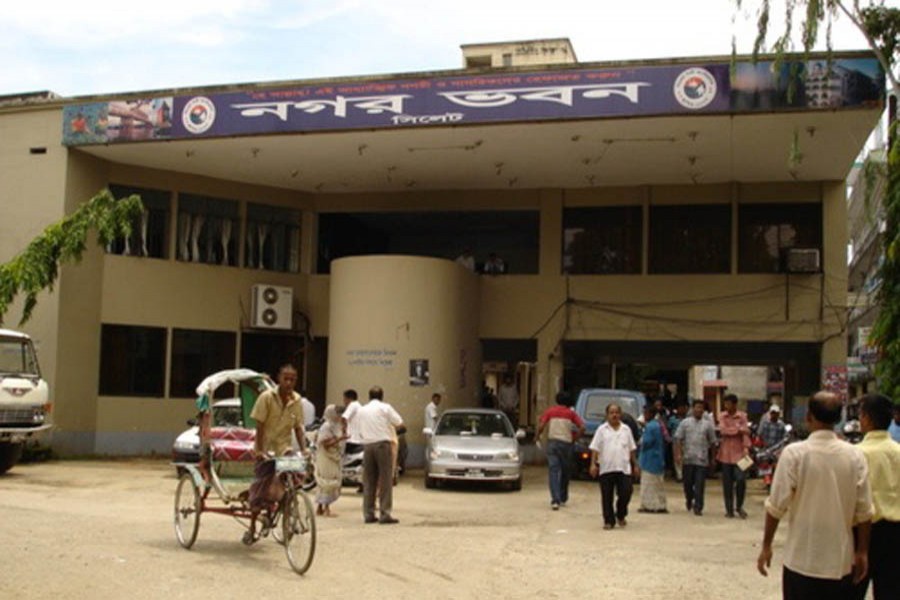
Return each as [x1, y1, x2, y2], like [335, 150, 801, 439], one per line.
[0, 189, 143, 326]
[736, 1, 900, 399]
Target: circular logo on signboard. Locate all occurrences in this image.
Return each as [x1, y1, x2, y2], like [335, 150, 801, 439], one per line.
[181, 97, 216, 134]
[673, 68, 717, 109]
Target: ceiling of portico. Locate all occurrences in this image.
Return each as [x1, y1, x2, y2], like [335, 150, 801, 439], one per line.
[77, 109, 880, 196]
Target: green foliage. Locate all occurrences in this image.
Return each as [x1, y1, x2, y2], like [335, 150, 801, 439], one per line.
[0, 189, 143, 326]
[871, 123, 900, 399]
[736, 1, 900, 400]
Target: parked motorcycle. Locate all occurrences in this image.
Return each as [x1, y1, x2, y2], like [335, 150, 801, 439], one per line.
[342, 442, 364, 487]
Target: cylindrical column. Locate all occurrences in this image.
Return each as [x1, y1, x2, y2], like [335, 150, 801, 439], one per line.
[327, 255, 481, 465]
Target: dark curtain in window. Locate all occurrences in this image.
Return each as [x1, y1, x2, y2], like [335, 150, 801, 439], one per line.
[99, 325, 166, 396]
[170, 329, 236, 398]
[563, 206, 642, 274]
[649, 205, 731, 274]
[738, 203, 822, 273]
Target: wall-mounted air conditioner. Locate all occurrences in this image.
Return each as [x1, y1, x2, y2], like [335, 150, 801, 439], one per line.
[251, 284, 293, 330]
[783, 248, 821, 273]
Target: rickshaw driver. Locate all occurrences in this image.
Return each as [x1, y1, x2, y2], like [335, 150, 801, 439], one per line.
[244, 363, 308, 544]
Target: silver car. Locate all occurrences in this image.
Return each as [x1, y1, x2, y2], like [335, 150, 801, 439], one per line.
[423, 408, 524, 490]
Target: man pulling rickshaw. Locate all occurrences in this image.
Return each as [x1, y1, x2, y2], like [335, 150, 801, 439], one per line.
[244, 363, 309, 545]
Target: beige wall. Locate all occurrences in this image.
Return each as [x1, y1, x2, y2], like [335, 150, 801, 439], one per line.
[0, 107, 68, 427]
[326, 256, 482, 462]
[0, 132, 847, 455]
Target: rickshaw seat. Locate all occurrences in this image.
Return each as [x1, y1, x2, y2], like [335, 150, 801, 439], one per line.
[208, 427, 256, 462]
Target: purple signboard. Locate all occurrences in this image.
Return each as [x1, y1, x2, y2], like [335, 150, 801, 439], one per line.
[62, 57, 883, 146]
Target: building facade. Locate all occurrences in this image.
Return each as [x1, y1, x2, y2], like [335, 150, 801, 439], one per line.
[0, 42, 885, 461]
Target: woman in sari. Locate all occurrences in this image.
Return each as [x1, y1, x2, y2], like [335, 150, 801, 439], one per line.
[638, 404, 668, 513]
[315, 404, 346, 516]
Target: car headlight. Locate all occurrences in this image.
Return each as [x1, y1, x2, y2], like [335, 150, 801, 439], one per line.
[429, 448, 455, 460]
[496, 451, 519, 461]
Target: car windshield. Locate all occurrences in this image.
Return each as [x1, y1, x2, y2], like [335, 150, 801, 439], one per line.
[0, 337, 40, 377]
[584, 393, 641, 420]
[213, 404, 244, 427]
[435, 413, 513, 437]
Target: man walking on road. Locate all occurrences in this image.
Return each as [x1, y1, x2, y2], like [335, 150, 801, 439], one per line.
[536, 391, 585, 510]
[674, 399, 717, 516]
[358, 386, 404, 524]
[589, 403, 638, 529]
[851, 394, 900, 600]
[757, 391, 873, 600]
[718, 393, 751, 518]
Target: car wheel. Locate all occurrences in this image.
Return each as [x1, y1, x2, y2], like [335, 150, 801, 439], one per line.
[425, 475, 437, 489]
[509, 476, 522, 492]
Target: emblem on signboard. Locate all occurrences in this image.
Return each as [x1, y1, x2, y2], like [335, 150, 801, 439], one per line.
[182, 97, 216, 134]
[673, 68, 717, 109]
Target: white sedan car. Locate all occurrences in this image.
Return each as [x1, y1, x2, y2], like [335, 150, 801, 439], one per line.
[423, 408, 524, 491]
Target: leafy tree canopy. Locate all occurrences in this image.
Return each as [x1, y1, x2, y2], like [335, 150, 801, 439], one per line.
[0, 189, 143, 326]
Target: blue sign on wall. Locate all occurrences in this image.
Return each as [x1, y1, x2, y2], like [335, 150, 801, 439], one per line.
[62, 57, 884, 146]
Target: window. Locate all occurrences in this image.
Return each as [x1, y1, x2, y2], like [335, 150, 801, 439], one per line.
[563, 206, 642, 274]
[317, 211, 539, 274]
[99, 325, 166, 396]
[245, 203, 301, 272]
[240, 332, 303, 379]
[649, 205, 731, 274]
[169, 329, 237, 398]
[107, 185, 170, 258]
[176, 194, 239, 266]
[502, 53, 513, 67]
[739, 203, 822, 273]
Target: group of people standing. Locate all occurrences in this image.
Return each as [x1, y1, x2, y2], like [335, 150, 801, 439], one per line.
[535, 388, 900, 600]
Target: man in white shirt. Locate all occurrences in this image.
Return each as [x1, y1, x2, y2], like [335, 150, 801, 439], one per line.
[424, 393, 441, 431]
[341, 389, 364, 492]
[589, 403, 639, 530]
[757, 391, 874, 599]
[497, 376, 519, 426]
[300, 393, 316, 428]
[358, 386, 404, 524]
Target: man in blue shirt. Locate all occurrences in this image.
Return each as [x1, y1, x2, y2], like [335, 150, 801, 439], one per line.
[888, 404, 900, 443]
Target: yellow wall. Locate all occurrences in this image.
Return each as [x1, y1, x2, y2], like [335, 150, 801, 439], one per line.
[10, 145, 845, 455]
[327, 255, 482, 456]
[0, 107, 67, 428]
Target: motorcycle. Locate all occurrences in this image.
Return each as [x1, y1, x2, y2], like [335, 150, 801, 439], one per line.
[755, 424, 794, 491]
[342, 442, 364, 487]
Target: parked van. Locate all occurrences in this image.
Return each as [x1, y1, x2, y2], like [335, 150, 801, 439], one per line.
[0, 329, 51, 474]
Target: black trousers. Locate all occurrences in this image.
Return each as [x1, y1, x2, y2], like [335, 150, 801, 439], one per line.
[720, 463, 746, 513]
[597, 471, 632, 526]
[783, 567, 853, 600]
[682, 464, 707, 512]
[851, 519, 900, 600]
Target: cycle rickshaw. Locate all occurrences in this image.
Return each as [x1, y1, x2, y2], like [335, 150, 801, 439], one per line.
[172, 369, 316, 575]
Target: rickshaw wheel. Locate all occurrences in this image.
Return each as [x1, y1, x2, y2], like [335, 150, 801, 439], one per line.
[174, 472, 201, 549]
[282, 488, 316, 575]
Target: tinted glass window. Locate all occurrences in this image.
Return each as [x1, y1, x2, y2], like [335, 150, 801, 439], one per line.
[99, 325, 166, 396]
[739, 203, 822, 273]
[170, 329, 236, 398]
[317, 211, 539, 275]
[584, 394, 643, 420]
[563, 206, 642, 274]
[107, 185, 170, 259]
[436, 412, 513, 437]
[649, 205, 731, 274]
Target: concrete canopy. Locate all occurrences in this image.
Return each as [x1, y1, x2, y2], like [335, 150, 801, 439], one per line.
[75, 108, 880, 195]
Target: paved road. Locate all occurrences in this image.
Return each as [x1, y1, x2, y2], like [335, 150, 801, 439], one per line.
[1, 460, 784, 599]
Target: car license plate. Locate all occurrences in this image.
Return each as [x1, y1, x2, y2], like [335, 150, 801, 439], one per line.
[758, 467, 772, 476]
[466, 468, 484, 477]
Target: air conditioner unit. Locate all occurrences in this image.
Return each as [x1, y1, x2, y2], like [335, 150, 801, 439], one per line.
[251, 284, 293, 330]
[783, 248, 821, 273]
